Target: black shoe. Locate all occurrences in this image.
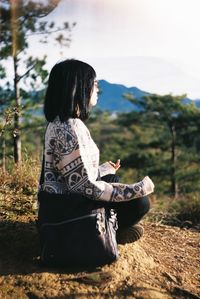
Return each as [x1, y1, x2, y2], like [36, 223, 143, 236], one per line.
[116, 224, 144, 245]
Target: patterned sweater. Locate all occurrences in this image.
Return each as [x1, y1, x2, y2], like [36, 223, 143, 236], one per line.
[40, 118, 154, 202]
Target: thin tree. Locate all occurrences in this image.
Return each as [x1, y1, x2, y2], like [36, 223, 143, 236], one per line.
[0, 0, 75, 163]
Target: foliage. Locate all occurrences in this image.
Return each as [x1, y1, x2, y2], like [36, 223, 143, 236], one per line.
[118, 94, 200, 196]
[0, 0, 73, 58]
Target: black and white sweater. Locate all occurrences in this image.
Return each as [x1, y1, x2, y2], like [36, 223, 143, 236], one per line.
[39, 118, 154, 202]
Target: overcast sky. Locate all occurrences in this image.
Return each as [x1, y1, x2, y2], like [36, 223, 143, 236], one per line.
[31, 0, 200, 98]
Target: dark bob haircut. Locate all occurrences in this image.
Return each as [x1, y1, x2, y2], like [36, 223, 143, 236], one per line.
[44, 59, 96, 122]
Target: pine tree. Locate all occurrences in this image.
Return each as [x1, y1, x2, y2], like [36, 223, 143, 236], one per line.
[0, 0, 75, 163]
[122, 93, 200, 197]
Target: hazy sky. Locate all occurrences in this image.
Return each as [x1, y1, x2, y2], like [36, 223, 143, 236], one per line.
[31, 0, 200, 98]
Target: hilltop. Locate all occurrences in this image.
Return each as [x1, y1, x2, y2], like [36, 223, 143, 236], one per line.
[0, 192, 199, 299]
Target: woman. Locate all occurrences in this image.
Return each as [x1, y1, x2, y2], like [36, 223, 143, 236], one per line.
[37, 59, 154, 263]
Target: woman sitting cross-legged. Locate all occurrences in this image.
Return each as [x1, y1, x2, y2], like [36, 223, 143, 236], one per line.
[37, 59, 154, 266]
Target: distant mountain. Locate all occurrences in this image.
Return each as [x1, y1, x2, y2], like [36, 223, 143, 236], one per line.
[182, 97, 200, 107]
[194, 99, 200, 108]
[96, 80, 200, 112]
[96, 80, 148, 112]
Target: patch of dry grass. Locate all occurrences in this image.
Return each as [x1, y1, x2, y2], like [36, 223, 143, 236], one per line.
[147, 194, 200, 228]
[0, 158, 40, 223]
[0, 157, 40, 195]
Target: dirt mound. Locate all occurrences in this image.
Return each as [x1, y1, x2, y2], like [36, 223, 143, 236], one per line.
[0, 219, 199, 299]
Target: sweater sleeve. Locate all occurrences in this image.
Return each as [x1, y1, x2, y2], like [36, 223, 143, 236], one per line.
[55, 121, 154, 202]
[98, 162, 116, 177]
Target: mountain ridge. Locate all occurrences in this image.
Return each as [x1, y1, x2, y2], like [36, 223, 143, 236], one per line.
[97, 79, 200, 112]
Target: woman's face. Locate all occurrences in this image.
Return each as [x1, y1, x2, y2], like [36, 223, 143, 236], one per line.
[89, 79, 99, 107]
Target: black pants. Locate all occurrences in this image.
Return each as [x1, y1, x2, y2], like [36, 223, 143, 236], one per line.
[101, 174, 150, 228]
[38, 174, 150, 229]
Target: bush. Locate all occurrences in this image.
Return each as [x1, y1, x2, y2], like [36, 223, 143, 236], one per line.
[170, 193, 200, 224]
[148, 194, 200, 227]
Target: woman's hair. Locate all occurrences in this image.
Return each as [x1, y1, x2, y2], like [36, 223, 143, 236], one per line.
[44, 59, 96, 122]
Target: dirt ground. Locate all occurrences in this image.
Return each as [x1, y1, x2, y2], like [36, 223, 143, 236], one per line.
[0, 195, 200, 299]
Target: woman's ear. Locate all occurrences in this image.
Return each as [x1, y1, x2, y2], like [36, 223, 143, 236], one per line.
[75, 104, 80, 117]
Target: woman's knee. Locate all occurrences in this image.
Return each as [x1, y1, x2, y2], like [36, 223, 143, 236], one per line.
[135, 196, 151, 215]
[115, 196, 151, 228]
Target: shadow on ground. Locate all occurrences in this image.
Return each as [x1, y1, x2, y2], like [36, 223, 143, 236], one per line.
[0, 220, 102, 276]
[0, 220, 41, 275]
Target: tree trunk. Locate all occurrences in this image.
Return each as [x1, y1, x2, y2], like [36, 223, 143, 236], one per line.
[170, 123, 178, 198]
[13, 56, 21, 163]
[11, 0, 21, 163]
[2, 136, 6, 172]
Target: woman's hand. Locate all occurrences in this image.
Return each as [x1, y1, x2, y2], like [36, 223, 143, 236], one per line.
[109, 159, 121, 172]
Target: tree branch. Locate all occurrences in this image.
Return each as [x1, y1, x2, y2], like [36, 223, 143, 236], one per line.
[18, 64, 36, 81]
[26, 25, 74, 37]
